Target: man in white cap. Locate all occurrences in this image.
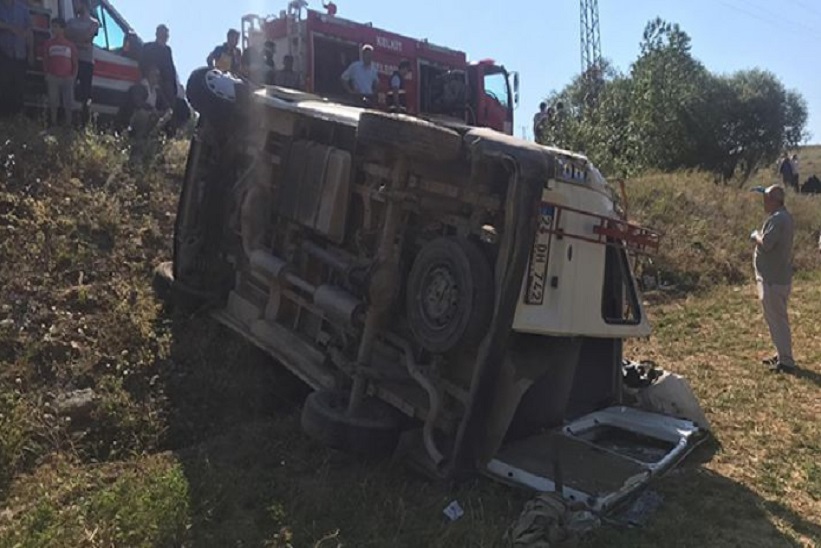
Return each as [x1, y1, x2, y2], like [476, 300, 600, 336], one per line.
[340, 43, 378, 100]
[750, 184, 795, 372]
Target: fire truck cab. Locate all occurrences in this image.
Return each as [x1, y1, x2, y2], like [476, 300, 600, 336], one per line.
[26, 0, 142, 116]
[242, 2, 519, 134]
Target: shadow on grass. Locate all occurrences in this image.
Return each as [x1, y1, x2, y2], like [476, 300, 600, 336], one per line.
[585, 465, 819, 548]
[784, 365, 821, 387]
[158, 312, 524, 547]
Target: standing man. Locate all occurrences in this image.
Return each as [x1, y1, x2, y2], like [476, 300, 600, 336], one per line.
[750, 185, 795, 373]
[533, 102, 549, 140]
[66, 0, 99, 126]
[206, 29, 241, 74]
[778, 153, 794, 190]
[275, 54, 303, 90]
[0, 0, 33, 118]
[141, 24, 177, 112]
[43, 17, 78, 127]
[387, 59, 410, 112]
[340, 44, 378, 102]
[790, 153, 800, 191]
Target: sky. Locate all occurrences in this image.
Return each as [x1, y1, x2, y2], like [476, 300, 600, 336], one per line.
[116, 0, 821, 142]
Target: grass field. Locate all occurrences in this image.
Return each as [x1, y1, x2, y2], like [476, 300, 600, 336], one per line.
[0, 120, 819, 547]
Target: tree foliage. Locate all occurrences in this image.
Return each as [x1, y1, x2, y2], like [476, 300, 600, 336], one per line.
[537, 18, 808, 183]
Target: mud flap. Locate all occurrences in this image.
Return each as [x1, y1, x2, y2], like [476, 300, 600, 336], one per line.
[485, 407, 703, 513]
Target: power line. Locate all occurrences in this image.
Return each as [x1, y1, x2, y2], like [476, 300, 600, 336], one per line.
[716, 0, 821, 43]
[783, 0, 821, 20]
[743, 0, 821, 35]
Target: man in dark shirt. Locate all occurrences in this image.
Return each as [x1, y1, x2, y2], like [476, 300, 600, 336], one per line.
[206, 29, 241, 74]
[274, 54, 302, 90]
[387, 59, 410, 112]
[140, 24, 177, 111]
[0, 0, 33, 117]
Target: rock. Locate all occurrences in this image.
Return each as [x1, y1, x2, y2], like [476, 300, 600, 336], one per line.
[54, 388, 97, 421]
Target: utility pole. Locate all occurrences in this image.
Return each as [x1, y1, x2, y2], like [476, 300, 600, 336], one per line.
[580, 0, 602, 77]
[580, 0, 603, 106]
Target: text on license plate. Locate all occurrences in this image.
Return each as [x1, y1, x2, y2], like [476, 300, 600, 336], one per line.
[526, 204, 555, 305]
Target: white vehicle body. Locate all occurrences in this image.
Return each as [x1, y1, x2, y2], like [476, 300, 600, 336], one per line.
[164, 74, 703, 514]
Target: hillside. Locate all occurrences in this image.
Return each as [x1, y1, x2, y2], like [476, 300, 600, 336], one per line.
[0, 121, 818, 547]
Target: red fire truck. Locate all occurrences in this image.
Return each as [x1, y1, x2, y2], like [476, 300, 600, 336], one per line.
[242, 2, 519, 134]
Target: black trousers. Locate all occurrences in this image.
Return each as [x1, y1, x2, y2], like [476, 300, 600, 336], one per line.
[76, 61, 94, 125]
[0, 52, 27, 118]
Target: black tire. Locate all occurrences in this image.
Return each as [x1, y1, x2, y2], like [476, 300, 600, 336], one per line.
[406, 238, 494, 354]
[357, 111, 463, 162]
[300, 390, 401, 457]
[152, 261, 208, 313]
[186, 67, 246, 127]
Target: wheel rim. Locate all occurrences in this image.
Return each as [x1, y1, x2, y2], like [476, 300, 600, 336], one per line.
[419, 264, 461, 332]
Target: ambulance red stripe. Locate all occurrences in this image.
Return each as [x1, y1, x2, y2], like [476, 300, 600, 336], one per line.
[94, 60, 141, 83]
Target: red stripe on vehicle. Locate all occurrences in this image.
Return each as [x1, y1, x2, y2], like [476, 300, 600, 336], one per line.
[94, 60, 141, 83]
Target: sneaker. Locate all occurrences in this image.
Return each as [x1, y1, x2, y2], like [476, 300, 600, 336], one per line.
[761, 355, 779, 366]
[768, 362, 797, 373]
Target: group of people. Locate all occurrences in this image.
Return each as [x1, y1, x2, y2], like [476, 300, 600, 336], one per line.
[205, 28, 303, 91]
[1, 0, 187, 138]
[532, 101, 564, 140]
[1, 0, 97, 126]
[116, 23, 191, 140]
[203, 33, 410, 113]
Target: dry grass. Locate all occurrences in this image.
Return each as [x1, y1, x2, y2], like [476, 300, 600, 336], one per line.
[586, 274, 821, 547]
[0, 120, 818, 547]
[626, 171, 821, 290]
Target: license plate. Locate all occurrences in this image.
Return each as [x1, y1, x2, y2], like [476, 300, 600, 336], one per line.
[526, 204, 555, 305]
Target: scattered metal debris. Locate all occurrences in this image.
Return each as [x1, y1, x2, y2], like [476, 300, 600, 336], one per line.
[443, 500, 465, 522]
[610, 490, 665, 528]
[505, 493, 602, 546]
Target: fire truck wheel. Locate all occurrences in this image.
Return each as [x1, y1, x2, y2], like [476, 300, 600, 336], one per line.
[406, 237, 493, 354]
[301, 390, 401, 457]
[356, 112, 462, 162]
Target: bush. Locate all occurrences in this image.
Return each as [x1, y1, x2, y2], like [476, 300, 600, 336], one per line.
[628, 172, 821, 290]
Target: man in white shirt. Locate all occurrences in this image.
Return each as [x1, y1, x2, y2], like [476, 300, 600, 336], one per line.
[340, 44, 378, 100]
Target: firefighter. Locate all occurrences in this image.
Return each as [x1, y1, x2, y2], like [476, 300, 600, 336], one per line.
[387, 59, 410, 113]
[340, 44, 378, 102]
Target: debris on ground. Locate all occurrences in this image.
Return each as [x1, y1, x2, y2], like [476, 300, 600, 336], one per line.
[623, 360, 711, 430]
[622, 360, 663, 389]
[443, 500, 465, 522]
[609, 490, 664, 528]
[52, 388, 97, 421]
[505, 493, 600, 547]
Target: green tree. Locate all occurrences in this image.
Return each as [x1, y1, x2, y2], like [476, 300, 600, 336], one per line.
[536, 18, 809, 183]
